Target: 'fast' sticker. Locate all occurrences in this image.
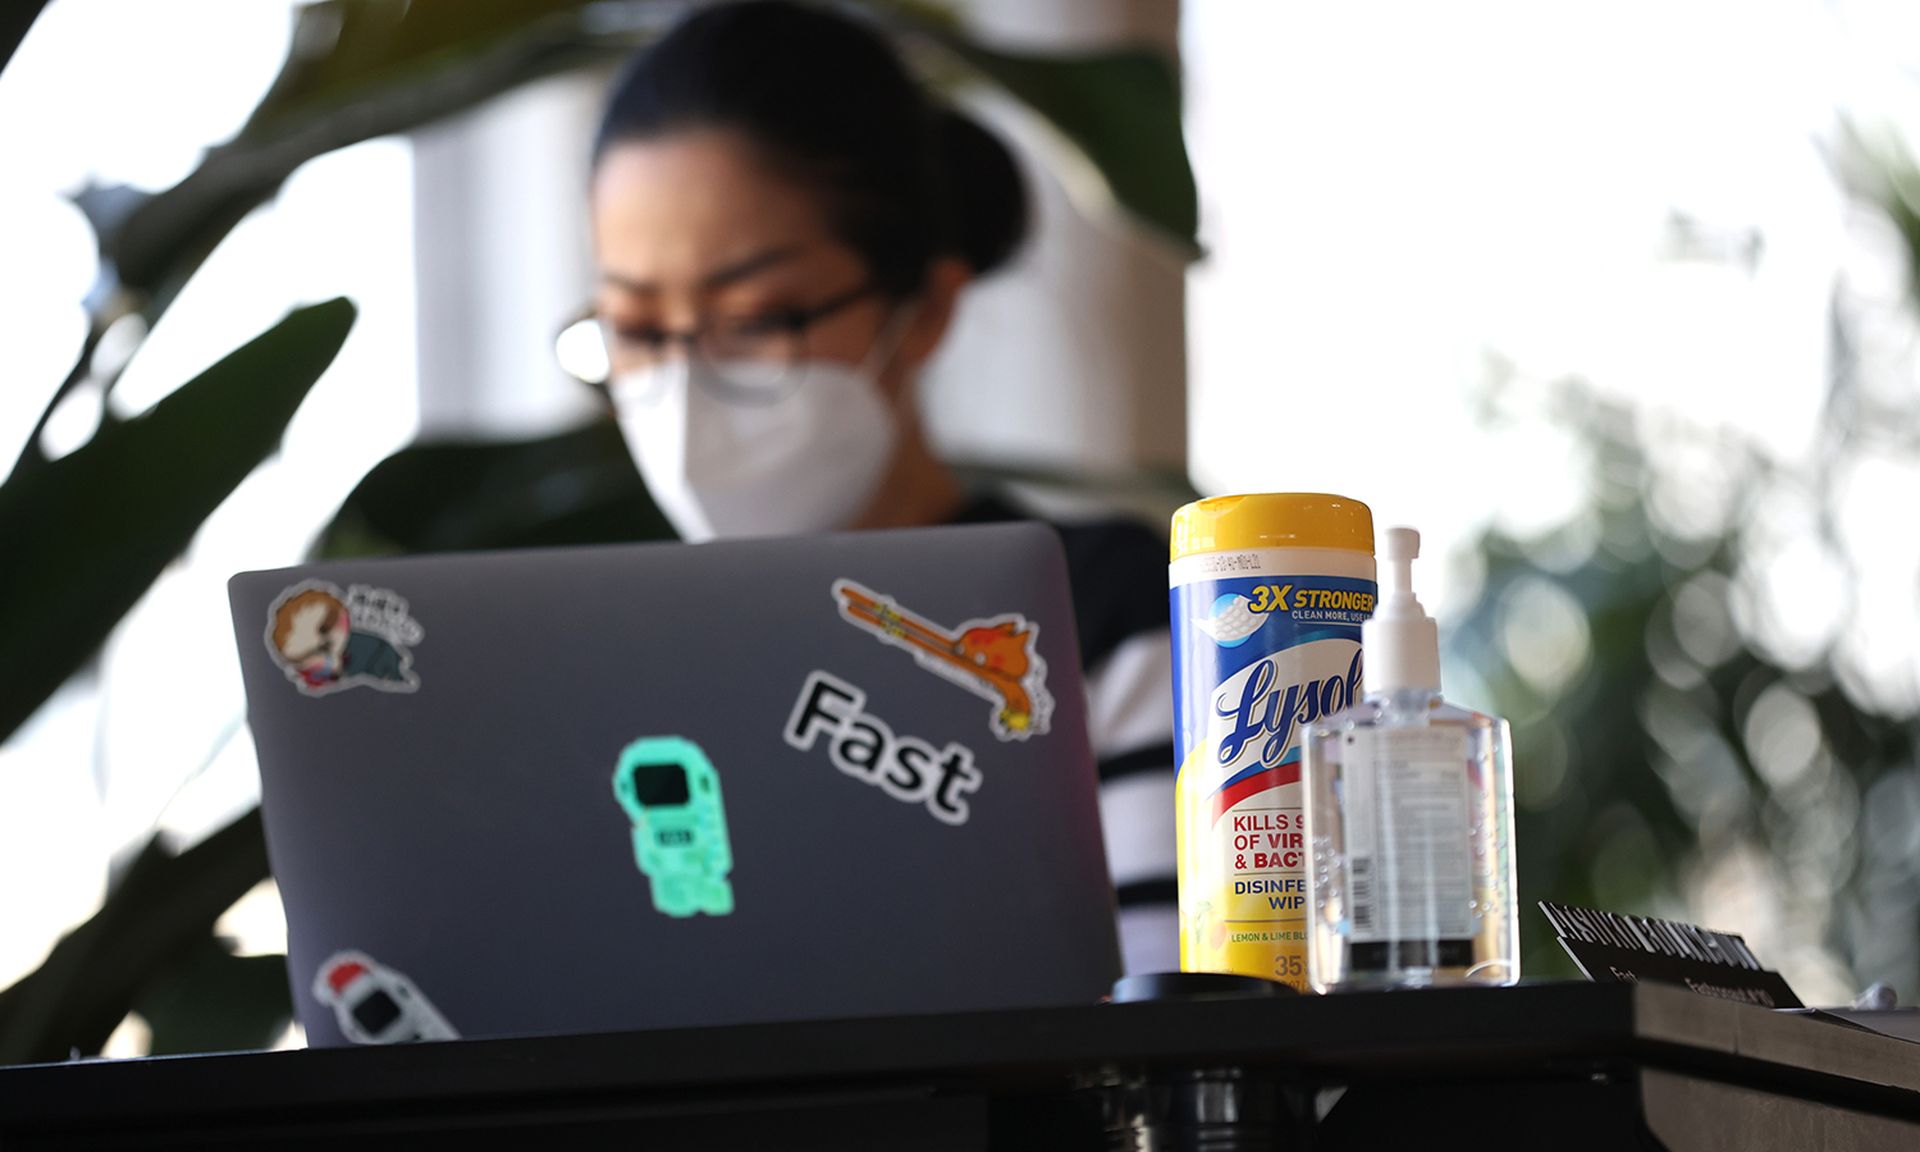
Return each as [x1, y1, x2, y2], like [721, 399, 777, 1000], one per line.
[785, 670, 982, 825]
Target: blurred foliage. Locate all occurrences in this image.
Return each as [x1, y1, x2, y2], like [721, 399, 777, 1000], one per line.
[0, 293, 353, 1064]
[0, 813, 273, 1064]
[911, 35, 1196, 251]
[0, 0, 1198, 1063]
[1458, 364, 1920, 993]
[1448, 120, 1920, 993]
[0, 299, 355, 739]
[317, 420, 669, 557]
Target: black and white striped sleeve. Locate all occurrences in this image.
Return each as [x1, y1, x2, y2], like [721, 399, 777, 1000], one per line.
[1053, 515, 1180, 976]
[1085, 628, 1178, 975]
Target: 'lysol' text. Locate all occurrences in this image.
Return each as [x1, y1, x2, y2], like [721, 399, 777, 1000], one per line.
[1215, 650, 1364, 770]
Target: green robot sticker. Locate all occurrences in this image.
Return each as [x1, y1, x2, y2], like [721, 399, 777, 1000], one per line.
[612, 736, 734, 917]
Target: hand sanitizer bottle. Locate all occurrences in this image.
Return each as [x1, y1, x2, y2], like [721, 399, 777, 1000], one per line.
[1302, 528, 1518, 991]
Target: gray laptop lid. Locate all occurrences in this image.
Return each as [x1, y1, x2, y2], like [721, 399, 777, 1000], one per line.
[229, 522, 1120, 1044]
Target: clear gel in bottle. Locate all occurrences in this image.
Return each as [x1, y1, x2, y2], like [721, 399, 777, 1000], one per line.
[1303, 528, 1518, 991]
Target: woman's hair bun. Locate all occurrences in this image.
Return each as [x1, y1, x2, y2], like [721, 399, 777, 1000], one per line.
[934, 108, 1029, 277]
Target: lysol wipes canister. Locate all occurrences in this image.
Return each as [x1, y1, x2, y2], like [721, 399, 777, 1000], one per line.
[1170, 494, 1376, 990]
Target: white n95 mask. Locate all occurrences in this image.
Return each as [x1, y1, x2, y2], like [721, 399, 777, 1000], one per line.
[611, 355, 898, 542]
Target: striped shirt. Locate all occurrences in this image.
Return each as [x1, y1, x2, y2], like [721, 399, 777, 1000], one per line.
[952, 495, 1177, 975]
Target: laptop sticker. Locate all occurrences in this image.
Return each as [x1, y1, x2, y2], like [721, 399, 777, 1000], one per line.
[831, 579, 1054, 742]
[314, 951, 458, 1044]
[612, 736, 735, 917]
[785, 670, 983, 825]
[265, 580, 423, 697]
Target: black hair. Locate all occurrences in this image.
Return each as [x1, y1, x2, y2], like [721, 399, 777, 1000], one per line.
[592, 0, 1028, 295]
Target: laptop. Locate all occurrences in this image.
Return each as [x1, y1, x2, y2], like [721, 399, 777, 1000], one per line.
[228, 522, 1120, 1046]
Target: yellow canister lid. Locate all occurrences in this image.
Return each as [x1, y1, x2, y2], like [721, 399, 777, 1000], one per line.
[1169, 493, 1375, 561]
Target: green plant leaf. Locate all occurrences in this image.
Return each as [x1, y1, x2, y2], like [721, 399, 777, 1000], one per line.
[0, 298, 355, 744]
[929, 41, 1198, 252]
[240, 0, 611, 141]
[0, 1, 50, 79]
[135, 938, 291, 1058]
[0, 810, 272, 1065]
[315, 416, 672, 558]
[102, 1, 619, 301]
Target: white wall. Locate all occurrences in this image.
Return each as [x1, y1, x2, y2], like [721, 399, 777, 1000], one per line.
[923, 0, 1189, 476]
[411, 71, 606, 438]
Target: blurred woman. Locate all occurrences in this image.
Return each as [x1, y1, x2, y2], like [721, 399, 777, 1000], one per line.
[587, 0, 1176, 973]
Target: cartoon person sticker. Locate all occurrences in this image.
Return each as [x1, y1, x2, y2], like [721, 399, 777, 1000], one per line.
[265, 581, 422, 696]
[613, 736, 735, 917]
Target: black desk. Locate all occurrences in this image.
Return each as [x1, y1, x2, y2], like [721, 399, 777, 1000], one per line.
[3, 982, 1918, 1149]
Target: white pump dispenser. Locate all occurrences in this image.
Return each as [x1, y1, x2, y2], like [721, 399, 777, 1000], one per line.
[1361, 527, 1440, 695]
[1302, 523, 1520, 992]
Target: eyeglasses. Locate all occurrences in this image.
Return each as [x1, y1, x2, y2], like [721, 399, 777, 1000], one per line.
[556, 281, 880, 407]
